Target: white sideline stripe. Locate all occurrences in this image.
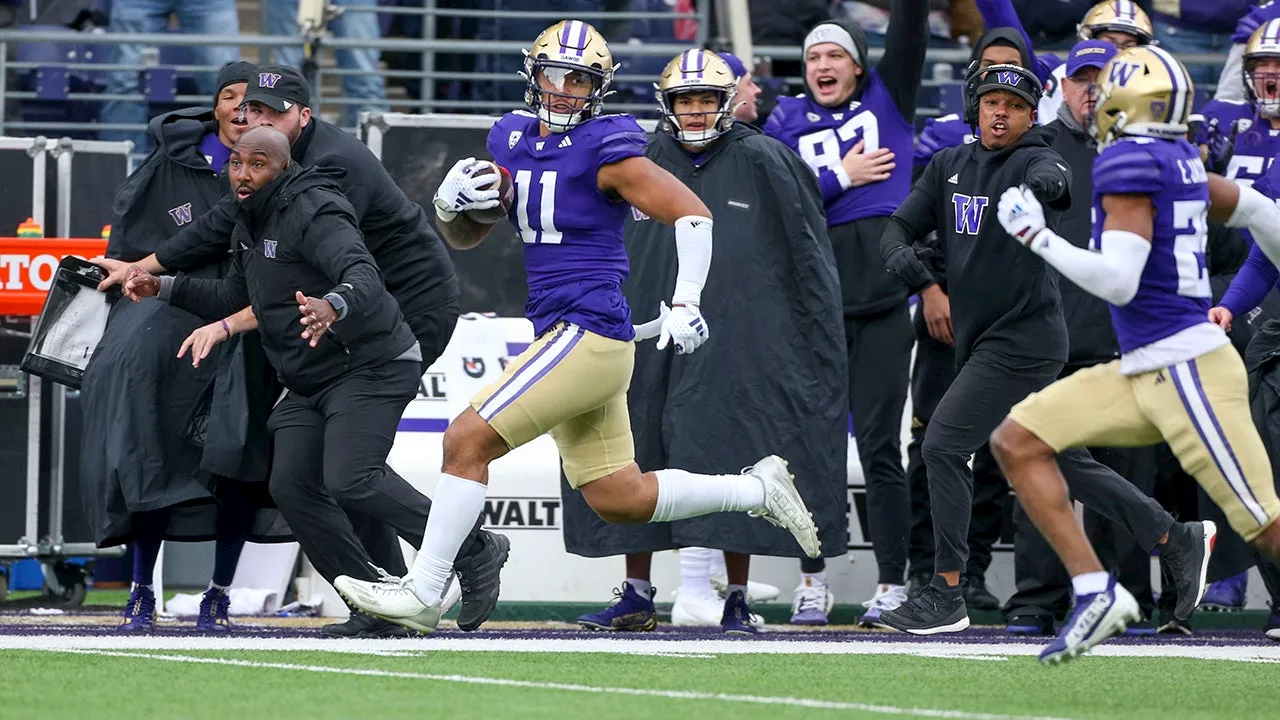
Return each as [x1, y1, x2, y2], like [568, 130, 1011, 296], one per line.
[53, 649, 1073, 720]
[2, 635, 1279, 662]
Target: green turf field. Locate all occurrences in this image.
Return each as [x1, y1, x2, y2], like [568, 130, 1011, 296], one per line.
[1, 641, 1273, 720]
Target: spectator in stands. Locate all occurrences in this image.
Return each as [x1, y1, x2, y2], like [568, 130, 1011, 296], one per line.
[99, 0, 241, 150]
[764, 1, 929, 627]
[1151, 0, 1254, 90]
[94, 66, 510, 637]
[84, 62, 273, 635]
[266, 0, 389, 127]
[568, 50, 846, 634]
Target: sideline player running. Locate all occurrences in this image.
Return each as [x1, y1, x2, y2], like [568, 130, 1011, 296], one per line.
[334, 20, 821, 633]
[992, 45, 1280, 664]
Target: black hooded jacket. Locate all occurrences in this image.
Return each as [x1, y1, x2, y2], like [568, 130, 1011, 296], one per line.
[882, 126, 1072, 367]
[163, 165, 417, 397]
[108, 107, 230, 279]
[154, 117, 460, 344]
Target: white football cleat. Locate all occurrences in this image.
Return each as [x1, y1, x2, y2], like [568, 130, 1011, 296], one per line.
[672, 588, 765, 627]
[334, 574, 444, 635]
[746, 455, 821, 558]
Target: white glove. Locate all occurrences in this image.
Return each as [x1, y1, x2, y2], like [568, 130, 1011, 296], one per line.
[433, 157, 500, 220]
[997, 185, 1047, 246]
[656, 304, 709, 355]
[632, 302, 670, 342]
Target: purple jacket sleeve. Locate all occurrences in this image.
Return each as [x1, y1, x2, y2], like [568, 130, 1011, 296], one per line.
[1221, 243, 1280, 317]
[974, 0, 1049, 84]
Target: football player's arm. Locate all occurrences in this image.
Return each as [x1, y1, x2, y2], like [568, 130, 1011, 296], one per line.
[1214, 45, 1246, 103]
[600, 156, 711, 307]
[877, 0, 930, 120]
[1210, 173, 1280, 271]
[436, 213, 495, 251]
[999, 188, 1152, 306]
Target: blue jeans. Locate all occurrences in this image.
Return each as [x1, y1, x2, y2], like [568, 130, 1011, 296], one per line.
[267, 0, 388, 127]
[1154, 21, 1232, 92]
[100, 0, 240, 148]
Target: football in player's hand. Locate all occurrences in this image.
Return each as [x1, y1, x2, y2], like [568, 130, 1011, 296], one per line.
[464, 161, 514, 225]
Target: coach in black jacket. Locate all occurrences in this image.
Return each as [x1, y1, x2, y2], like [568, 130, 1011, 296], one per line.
[876, 64, 1181, 635]
[126, 127, 505, 635]
[100, 65, 461, 359]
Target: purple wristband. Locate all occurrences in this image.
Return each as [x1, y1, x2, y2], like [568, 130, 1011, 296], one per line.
[220, 318, 231, 339]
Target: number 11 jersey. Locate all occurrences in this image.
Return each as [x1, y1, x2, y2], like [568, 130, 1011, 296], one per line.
[487, 110, 649, 341]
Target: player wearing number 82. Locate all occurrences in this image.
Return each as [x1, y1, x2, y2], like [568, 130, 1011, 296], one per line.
[991, 45, 1280, 664]
[334, 20, 822, 635]
[762, 0, 931, 624]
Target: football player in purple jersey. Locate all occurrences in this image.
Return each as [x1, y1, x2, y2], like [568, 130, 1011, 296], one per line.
[993, 45, 1280, 663]
[333, 21, 822, 634]
[1196, 20, 1280, 185]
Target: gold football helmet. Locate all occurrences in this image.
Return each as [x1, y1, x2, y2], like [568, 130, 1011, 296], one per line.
[522, 20, 618, 133]
[1244, 19, 1280, 117]
[1091, 45, 1194, 148]
[656, 50, 738, 147]
[1078, 0, 1154, 46]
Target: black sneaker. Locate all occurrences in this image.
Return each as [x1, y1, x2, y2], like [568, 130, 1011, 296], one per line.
[964, 580, 1001, 611]
[1157, 604, 1194, 635]
[879, 578, 969, 635]
[453, 530, 511, 631]
[1006, 614, 1055, 636]
[1158, 520, 1216, 622]
[322, 610, 415, 638]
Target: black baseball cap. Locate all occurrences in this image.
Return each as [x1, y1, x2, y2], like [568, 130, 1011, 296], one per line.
[215, 61, 258, 102]
[241, 64, 311, 112]
[973, 64, 1042, 108]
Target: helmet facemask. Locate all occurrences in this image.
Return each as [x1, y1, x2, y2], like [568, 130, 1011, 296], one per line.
[523, 58, 612, 133]
[658, 86, 737, 148]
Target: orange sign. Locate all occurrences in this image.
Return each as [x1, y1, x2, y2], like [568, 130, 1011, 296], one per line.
[0, 237, 109, 315]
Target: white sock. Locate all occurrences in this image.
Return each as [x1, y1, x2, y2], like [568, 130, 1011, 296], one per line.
[649, 469, 766, 523]
[409, 473, 488, 605]
[727, 584, 748, 599]
[802, 572, 827, 587]
[208, 582, 229, 592]
[1071, 571, 1111, 596]
[625, 578, 652, 598]
[709, 549, 728, 578]
[680, 547, 714, 596]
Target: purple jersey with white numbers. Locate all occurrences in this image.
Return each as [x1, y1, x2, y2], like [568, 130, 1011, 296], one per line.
[486, 111, 648, 341]
[1092, 138, 1213, 353]
[763, 70, 915, 225]
[1196, 100, 1280, 187]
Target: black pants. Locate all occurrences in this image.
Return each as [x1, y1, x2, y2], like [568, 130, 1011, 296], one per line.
[1006, 444, 1161, 621]
[267, 359, 480, 584]
[906, 311, 1008, 584]
[847, 304, 914, 585]
[924, 347, 1174, 574]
